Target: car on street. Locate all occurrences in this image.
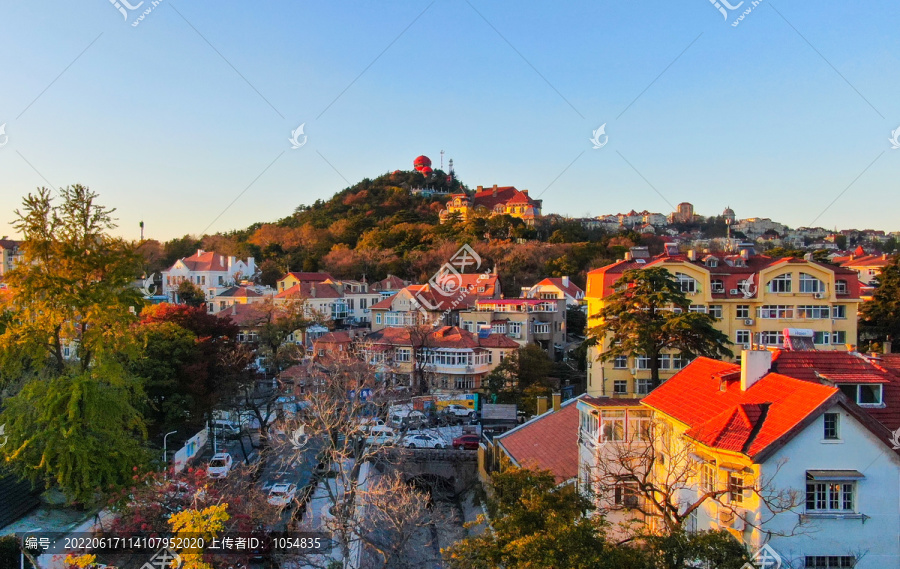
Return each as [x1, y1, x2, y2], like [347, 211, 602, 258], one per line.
[401, 432, 445, 449]
[267, 483, 298, 507]
[207, 452, 233, 479]
[452, 434, 481, 450]
[210, 420, 242, 439]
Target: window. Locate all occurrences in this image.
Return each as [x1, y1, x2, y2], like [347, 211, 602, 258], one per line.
[657, 354, 671, 370]
[508, 322, 522, 337]
[814, 331, 831, 345]
[628, 410, 651, 441]
[835, 280, 848, 295]
[736, 330, 751, 347]
[675, 273, 698, 293]
[838, 384, 883, 406]
[823, 412, 840, 440]
[636, 356, 651, 370]
[580, 410, 599, 438]
[491, 322, 507, 334]
[708, 305, 723, 319]
[804, 556, 857, 568]
[218, 275, 224, 285]
[831, 305, 846, 319]
[688, 304, 707, 314]
[614, 481, 640, 508]
[533, 323, 551, 334]
[347, 298, 354, 310]
[832, 331, 847, 345]
[700, 462, 716, 492]
[635, 379, 652, 395]
[672, 354, 689, 369]
[759, 331, 784, 345]
[613, 380, 628, 394]
[375, 313, 382, 325]
[455, 376, 475, 390]
[711, 279, 725, 293]
[806, 482, 855, 512]
[360, 298, 368, 309]
[736, 305, 750, 319]
[727, 473, 746, 504]
[759, 305, 794, 319]
[796, 305, 830, 319]
[601, 410, 626, 442]
[768, 273, 793, 293]
[799, 273, 825, 293]
[395, 348, 411, 362]
[613, 356, 628, 369]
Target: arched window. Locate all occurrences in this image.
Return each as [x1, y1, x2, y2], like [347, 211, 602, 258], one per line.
[767, 273, 792, 293]
[675, 273, 698, 293]
[799, 273, 824, 294]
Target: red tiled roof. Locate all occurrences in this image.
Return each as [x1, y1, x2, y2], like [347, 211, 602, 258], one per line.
[373, 275, 407, 291]
[586, 253, 861, 300]
[365, 325, 514, 350]
[0, 239, 20, 250]
[316, 331, 352, 344]
[477, 334, 520, 348]
[373, 277, 499, 313]
[173, 250, 228, 272]
[471, 186, 539, 210]
[275, 282, 341, 299]
[838, 254, 892, 268]
[642, 357, 840, 460]
[772, 351, 900, 431]
[535, 278, 585, 299]
[497, 398, 581, 484]
[370, 293, 397, 310]
[216, 303, 268, 327]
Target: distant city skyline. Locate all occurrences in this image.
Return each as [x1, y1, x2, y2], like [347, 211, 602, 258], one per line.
[2, 1, 899, 241]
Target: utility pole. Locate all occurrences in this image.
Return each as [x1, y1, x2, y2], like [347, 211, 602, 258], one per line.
[162, 430, 177, 474]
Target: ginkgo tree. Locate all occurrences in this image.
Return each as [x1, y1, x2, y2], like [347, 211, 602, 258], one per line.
[0, 186, 149, 503]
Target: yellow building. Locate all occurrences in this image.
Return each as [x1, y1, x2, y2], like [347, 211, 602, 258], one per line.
[585, 246, 862, 397]
[439, 185, 542, 224]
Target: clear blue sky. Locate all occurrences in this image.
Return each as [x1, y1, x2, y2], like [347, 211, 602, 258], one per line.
[1, 1, 899, 241]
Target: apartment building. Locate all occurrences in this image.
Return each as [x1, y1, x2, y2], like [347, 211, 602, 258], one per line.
[458, 298, 566, 358]
[0, 239, 23, 277]
[585, 245, 861, 397]
[360, 325, 518, 392]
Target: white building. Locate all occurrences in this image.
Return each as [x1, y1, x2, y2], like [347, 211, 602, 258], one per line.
[162, 249, 256, 303]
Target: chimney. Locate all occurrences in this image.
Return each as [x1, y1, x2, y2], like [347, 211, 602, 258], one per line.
[492, 184, 498, 197]
[561, 276, 569, 288]
[624, 251, 634, 261]
[522, 189, 529, 195]
[196, 249, 203, 257]
[536, 396, 549, 415]
[740, 248, 750, 260]
[311, 283, 316, 297]
[687, 250, 697, 261]
[740, 349, 772, 391]
[476, 185, 483, 192]
[884, 340, 893, 354]
[551, 392, 561, 412]
[227, 256, 236, 270]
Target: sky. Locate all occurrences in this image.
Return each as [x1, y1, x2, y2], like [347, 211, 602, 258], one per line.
[1, 1, 899, 242]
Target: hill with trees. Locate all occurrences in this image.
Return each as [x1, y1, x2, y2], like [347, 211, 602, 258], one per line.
[140, 169, 667, 291]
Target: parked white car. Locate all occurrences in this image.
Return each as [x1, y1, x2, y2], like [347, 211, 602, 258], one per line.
[365, 425, 398, 446]
[267, 483, 297, 507]
[401, 432, 444, 449]
[444, 404, 474, 417]
[207, 453, 233, 479]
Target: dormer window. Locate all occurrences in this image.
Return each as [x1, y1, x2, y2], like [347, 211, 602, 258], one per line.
[704, 256, 718, 268]
[838, 384, 883, 406]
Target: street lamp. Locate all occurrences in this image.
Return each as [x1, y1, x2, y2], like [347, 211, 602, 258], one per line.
[162, 431, 177, 470]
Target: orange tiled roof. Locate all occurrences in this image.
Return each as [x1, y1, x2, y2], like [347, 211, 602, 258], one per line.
[471, 186, 539, 210]
[173, 250, 228, 272]
[641, 357, 840, 460]
[216, 286, 262, 298]
[535, 277, 584, 298]
[275, 282, 341, 299]
[496, 398, 582, 484]
[283, 272, 334, 282]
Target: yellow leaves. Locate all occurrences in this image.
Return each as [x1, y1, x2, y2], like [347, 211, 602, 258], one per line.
[167, 503, 230, 569]
[65, 553, 96, 568]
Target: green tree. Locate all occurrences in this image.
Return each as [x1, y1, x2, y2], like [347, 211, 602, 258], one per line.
[860, 257, 900, 351]
[177, 279, 207, 307]
[1, 186, 142, 374]
[484, 344, 554, 415]
[588, 268, 733, 387]
[0, 186, 149, 503]
[443, 467, 639, 569]
[566, 305, 587, 336]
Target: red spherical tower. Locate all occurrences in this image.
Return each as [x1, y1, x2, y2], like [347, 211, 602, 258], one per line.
[413, 155, 432, 172]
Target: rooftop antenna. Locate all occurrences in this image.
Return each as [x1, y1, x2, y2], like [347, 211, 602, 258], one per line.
[139, 220, 144, 241]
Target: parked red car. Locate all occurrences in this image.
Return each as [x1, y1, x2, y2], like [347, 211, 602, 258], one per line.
[452, 434, 480, 450]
